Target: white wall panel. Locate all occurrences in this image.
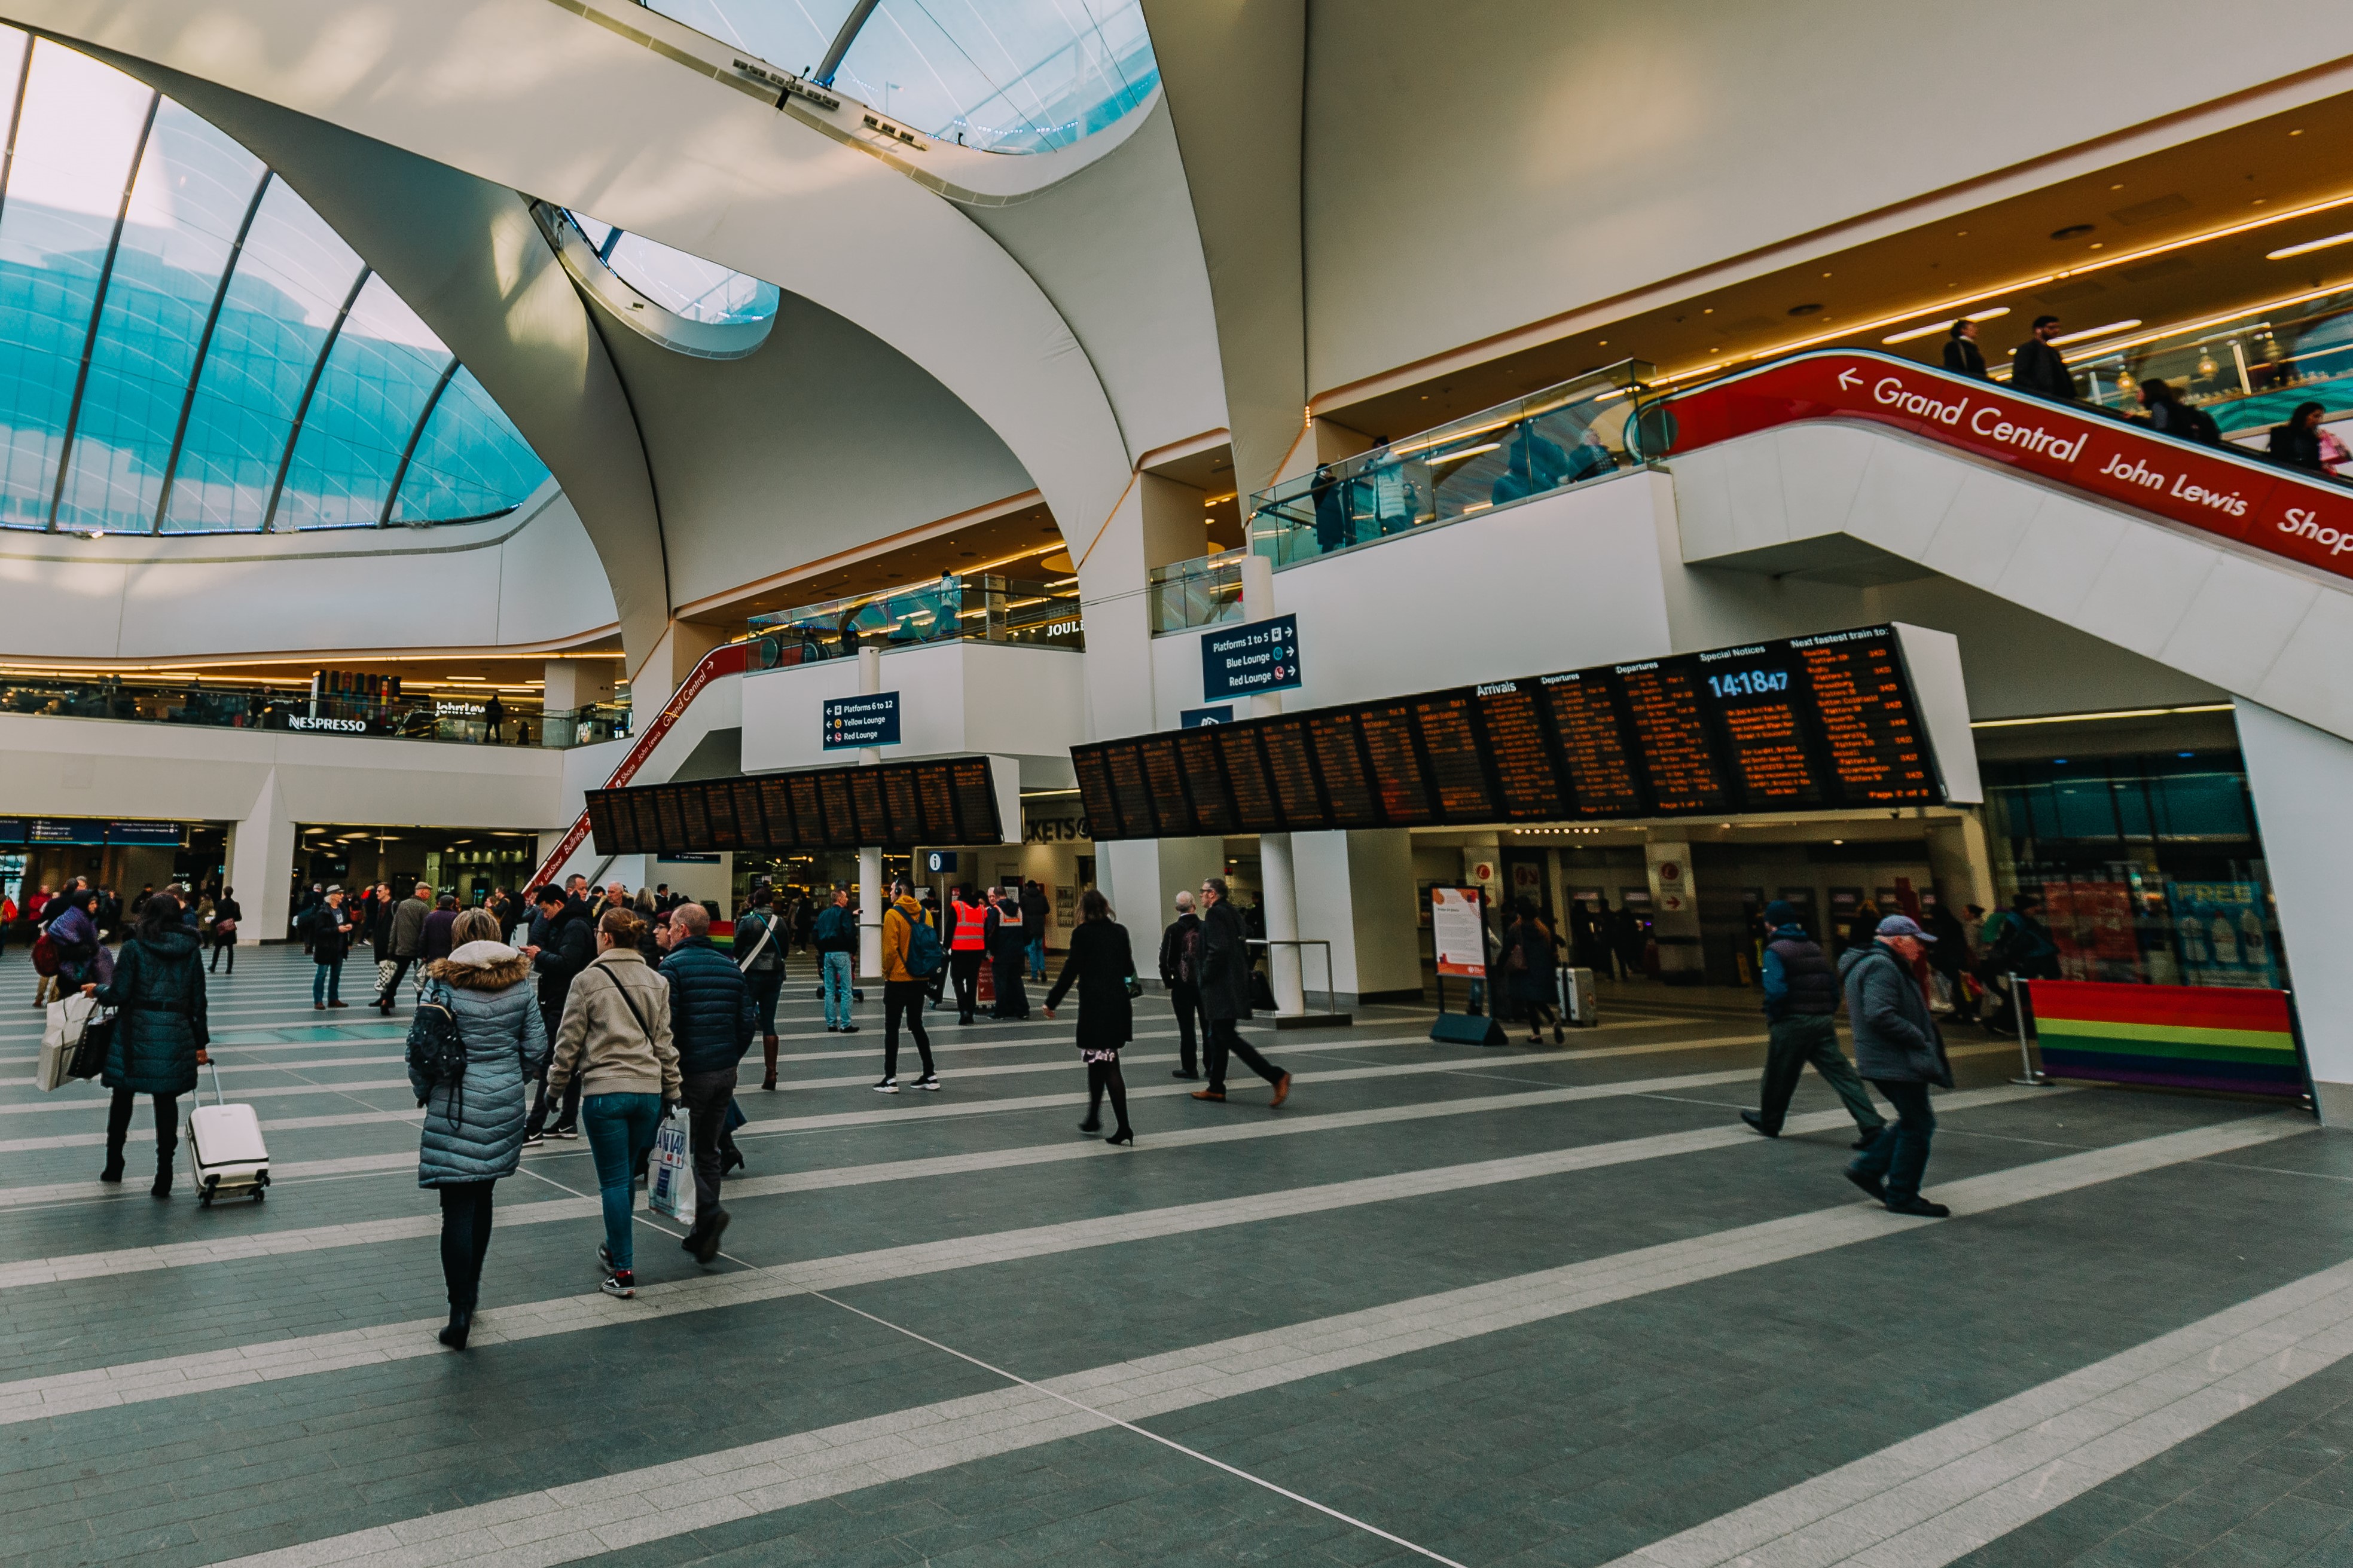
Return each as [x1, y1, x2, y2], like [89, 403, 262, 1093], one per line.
[740, 644, 1087, 784]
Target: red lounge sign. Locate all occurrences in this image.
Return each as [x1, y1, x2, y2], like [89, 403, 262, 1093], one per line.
[526, 640, 751, 890]
[1656, 351, 2353, 583]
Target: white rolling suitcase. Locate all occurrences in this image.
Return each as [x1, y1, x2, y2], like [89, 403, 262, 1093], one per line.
[188, 1059, 270, 1206]
[1559, 967, 1598, 1028]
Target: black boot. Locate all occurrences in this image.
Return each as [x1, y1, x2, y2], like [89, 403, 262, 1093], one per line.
[100, 1152, 124, 1183]
[437, 1307, 473, 1350]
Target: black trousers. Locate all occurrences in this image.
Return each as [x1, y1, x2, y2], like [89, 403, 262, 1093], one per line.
[884, 980, 935, 1078]
[1168, 981, 1205, 1074]
[950, 952, 983, 1020]
[437, 1181, 496, 1309]
[1205, 1018, 1283, 1092]
[991, 955, 1029, 1018]
[106, 1087, 178, 1170]
[377, 953, 419, 1005]
[1084, 1057, 1130, 1133]
[209, 932, 235, 972]
[680, 1068, 738, 1232]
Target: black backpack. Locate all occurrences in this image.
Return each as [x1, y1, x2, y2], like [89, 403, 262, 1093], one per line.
[407, 981, 468, 1101]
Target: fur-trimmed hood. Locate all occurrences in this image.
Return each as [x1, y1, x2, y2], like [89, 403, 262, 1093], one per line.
[429, 941, 531, 991]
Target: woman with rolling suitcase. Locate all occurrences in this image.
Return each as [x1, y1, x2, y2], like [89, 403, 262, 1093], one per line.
[85, 893, 208, 1197]
[408, 906, 548, 1351]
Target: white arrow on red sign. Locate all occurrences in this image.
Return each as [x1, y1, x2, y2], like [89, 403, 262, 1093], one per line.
[1836, 369, 1862, 390]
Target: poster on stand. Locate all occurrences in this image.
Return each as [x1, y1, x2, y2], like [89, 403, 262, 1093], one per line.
[2043, 881, 2139, 982]
[1431, 888, 1488, 978]
[2165, 882, 2280, 989]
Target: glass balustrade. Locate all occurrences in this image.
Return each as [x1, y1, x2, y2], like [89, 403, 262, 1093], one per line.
[0, 673, 619, 746]
[1244, 360, 1653, 571]
[1146, 551, 1246, 634]
[746, 574, 1083, 667]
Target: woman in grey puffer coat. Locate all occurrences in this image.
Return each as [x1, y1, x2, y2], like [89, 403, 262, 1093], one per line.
[408, 907, 547, 1350]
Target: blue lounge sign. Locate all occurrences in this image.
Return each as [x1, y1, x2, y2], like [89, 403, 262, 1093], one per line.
[823, 692, 901, 750]
[1201, 615, 1302, 702]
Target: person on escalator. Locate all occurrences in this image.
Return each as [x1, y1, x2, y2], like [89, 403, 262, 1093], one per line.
[1942, 319, 1989, 380]
[2135, 378, 2219, 445]
[2011, 316, 2076, 403]
[2269, 402, 2328, 473]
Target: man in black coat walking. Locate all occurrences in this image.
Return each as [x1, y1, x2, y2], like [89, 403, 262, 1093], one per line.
[1190, 878, 1290, 1106]
[2011, 315, 2076, 402]
[1158, 890, 1207, 1081]
[658, 903, 756, 1263]
[521, 885, 596, 1142]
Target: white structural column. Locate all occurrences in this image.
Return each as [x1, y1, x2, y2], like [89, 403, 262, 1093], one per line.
[230, 769, 297, 946]
[1241, 553, 1305, 1016]
[2233, 698, 2353, 1127]
[857, 644, 884, 982]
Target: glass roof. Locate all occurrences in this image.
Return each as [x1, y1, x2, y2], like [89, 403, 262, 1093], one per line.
[0, 30, 550, 534]
[566, 212, 779, 327]
[649, 0, 1158, 154]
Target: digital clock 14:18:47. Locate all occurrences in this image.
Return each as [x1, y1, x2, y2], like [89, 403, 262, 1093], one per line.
[1707, 668, 1790, 699]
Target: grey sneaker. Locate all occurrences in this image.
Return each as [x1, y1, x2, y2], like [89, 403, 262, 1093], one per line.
[872, 1078, 899, 1094]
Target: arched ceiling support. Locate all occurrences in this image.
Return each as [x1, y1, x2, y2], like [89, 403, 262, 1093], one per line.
[1137, 0, 1306, 496]
[17, 0, 1133, 604]
[87, 51, 674, 668]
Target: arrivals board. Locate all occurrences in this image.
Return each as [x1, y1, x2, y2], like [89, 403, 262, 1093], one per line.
[1069, 625, 1946, 840]
[588, 758, 1006, 856]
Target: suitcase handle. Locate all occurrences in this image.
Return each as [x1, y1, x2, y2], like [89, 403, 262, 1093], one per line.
[209, 1057, 227, 1109]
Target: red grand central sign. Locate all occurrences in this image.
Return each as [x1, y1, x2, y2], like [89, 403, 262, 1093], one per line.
[1652, 350, 2353, 583]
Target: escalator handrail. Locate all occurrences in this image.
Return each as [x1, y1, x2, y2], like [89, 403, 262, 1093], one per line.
[1629, 347, 2353, 585]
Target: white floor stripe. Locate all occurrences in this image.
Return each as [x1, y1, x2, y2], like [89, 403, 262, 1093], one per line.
[194, 1114, 2312, 1568]
[1602, 1260, 2353, 1568]
[0, 1083, 2071, 1420]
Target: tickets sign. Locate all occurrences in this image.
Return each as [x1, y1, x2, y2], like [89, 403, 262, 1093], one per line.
[1649, 349, 2353, 583]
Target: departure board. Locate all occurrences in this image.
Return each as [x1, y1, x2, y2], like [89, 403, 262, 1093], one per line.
[588, 759, 1009, 856]
[1259, 720, 1321, 829]
[1177, 731, 1236, 835]
[1542, 673, 1644, 819]
[1475, 681, 1568, 821]
[849, 770, 887, 844]
[585, 793, 620, 852]
[1219, 728, 1284, 833]
[1619, 661, 1730, 814]
[816, 772, 857, 846]
[1104, 743, 1155, 840]
[729, 780, 767, 846]
[1067, 625, 1946, 840]
[1307, 713, 1381, 827]
[1140, 737, 1190, 837]
[704, 783, 738, 849]
[1359, 704, 1434, 825]
[882, 769, 923, 844]
[652, 787, 686, 851]
[1693, 644, 1823, 808]
[1414, 693, 1496, 820]
[1794, 628, 1938, 803]
[950, 759, 1002, 841]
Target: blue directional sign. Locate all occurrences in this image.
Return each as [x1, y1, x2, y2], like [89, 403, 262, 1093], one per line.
[1200, 615, 1302, 703]
[926, 851, 959, 873]
[1181, 705, 1234, 728]
[823, 691, 901, 750]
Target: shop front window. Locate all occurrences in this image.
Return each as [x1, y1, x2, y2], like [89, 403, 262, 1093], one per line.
[1980, 749, 2281, 988]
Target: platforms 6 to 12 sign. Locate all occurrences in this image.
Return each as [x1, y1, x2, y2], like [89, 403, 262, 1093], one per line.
[1201, 615, 1302, 703]
[822, 692, 901, 750]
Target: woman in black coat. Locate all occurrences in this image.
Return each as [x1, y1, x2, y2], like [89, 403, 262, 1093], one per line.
[86, 894, 210, 1196]
[1043, 889, 1136, 1145]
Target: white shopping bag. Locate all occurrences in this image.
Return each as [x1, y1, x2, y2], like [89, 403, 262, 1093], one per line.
[646, 1108, 695, 1227]
[36, 994, 98, 1092]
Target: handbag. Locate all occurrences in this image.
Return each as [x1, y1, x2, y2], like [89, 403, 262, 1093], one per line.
[69, 1014, 112, 1080]
[376, 958, 398, 991]
[1124, 976, 1144, 1000]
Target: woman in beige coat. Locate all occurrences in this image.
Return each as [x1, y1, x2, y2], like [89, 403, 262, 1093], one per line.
[546, 907, 682, 1298]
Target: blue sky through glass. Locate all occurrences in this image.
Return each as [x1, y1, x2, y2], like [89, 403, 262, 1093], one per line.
[0, 27, 551, 534]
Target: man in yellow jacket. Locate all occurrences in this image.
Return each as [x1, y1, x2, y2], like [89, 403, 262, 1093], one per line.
[873, 879, 940, 1094]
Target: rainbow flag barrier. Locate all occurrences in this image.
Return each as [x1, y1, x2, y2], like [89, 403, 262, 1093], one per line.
[2029, 980, 2309, 1100]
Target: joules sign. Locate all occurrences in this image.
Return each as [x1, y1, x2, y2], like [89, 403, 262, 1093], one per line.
[1656, 351, 2353, 580]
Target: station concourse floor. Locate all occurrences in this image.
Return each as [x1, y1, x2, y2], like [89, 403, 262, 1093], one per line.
[3, 946, 2352, 1567]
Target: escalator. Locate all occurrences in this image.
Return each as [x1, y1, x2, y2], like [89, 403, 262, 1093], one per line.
[1638, 349, 2353, 742]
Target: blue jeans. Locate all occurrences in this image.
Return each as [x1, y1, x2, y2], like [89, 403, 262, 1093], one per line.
[1849, 1080, 1936, 1201]
[746, 968, 782, 1035]
[313, 959, 343, 1005]
[1027, 936, 1046, 981]
[581, 1092, 662, 1271]
[822, 951, 853, 1028]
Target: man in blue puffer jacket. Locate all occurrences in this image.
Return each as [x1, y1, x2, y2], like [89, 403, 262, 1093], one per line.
[657, 903, 757, 1264]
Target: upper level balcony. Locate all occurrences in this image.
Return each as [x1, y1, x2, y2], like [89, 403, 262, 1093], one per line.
[746, 574, 1084, 665]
